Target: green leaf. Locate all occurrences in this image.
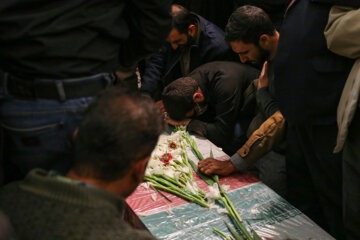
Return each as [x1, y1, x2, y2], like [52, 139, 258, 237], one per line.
[224, 221, 244, 240]
[188, 158, 215, 186]
[252, 230, 262, 240]
[213, 227, 232, 240]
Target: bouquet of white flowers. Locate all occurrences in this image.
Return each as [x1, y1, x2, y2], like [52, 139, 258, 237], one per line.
[144, 130, 209, 208]
[144, 129, 260, 240]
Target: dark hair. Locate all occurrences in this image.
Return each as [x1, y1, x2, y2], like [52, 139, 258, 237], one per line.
[225, 5, 275, 45]
[162, 77, 198, 121]
[171, 4, 194, 34]
[72, 86, 166, 181]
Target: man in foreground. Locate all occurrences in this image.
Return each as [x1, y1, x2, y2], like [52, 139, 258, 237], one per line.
[0, 87, 165, 239]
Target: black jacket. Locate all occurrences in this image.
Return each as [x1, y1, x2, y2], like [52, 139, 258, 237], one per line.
[0, 0, 172, 78]
[140, 14, 234, 99]
[186, 61, 259, 152]
[274, 0, 360, 125]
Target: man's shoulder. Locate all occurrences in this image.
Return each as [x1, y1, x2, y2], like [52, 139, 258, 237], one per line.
[195, 14, 227, 46]
[103, 227, 156, 240]
[0, 184, 155, 240]
[85, 219, 156, 240]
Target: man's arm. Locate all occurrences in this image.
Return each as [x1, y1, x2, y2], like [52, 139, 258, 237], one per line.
[198, 110, 286, 175]
[119, 0, 172, 70]
[140, 46, 169, 97]
[256, 61, 280, 118]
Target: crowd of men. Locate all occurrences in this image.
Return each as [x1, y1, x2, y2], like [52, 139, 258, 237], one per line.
[0, 0, 359, 240]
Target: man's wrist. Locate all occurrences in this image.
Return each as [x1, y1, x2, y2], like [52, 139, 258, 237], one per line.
[230, 153, 248, 172]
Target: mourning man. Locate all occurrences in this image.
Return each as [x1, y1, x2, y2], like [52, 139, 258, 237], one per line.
[198, 6, 286, 196]
[162, 61, 259, 154]
[141, 4, 233, 100]
[0, 87, 166, 239]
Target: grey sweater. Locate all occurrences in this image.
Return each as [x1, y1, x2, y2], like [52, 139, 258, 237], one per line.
[0, 169, 155, 240]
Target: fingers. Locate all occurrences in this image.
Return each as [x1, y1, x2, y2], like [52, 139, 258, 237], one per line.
[198, 164, 214, 176]
[258, 61, 269, 89]
[199, 159, 236, 176]
[260, 61, 268, 78]
[198, 158, 227, 176]
[198, 158, 214, 175]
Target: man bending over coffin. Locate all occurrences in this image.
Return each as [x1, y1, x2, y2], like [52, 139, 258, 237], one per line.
[162, 61, 259, 154]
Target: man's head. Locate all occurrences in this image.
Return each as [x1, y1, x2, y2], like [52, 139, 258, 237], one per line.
[162, 77, 205, 120]
[71, 87, 166, 197]
[225, 5, 277, 66]
[167, 4, 197, 50]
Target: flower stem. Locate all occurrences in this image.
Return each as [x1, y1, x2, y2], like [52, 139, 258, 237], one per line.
[152, 182, 209, 208]
[213, 227, 232, 240]
[181, 142, 195, 182]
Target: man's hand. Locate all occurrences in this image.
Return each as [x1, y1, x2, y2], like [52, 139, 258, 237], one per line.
[166, 116, 191, 127]
[198, 158, 236, 176]
[258, 61, 269, 90]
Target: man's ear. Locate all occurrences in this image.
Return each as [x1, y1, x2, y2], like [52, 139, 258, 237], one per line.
[188, 24, 196, 37]
[259, 34, 271, 50]
[133, 156, 150, 182]
[192, 88, 204, 103]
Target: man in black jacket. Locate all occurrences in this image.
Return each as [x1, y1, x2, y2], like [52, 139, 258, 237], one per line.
[140, 5, 233, 100]
[0, 0, 172, 182]
[162, 61, 259, 154]
[274, 0, 360, 239]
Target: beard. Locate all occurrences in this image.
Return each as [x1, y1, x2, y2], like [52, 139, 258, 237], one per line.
[179, 34, 195, 51]
[253, 46, 270, 68]
[259, 46, 270, 63]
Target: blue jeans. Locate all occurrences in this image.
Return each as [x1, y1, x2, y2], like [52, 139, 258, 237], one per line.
[0, 96, 93, 182]
[0, 72, 116, 183]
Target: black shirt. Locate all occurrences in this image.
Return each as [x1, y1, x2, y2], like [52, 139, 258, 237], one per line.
[0, 0, 172, 79]
[187, 61, 259, 151]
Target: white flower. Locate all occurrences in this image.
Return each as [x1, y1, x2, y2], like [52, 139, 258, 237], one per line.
[179, 166, 189, 174]
[186, 181, 199, 195]
[217, 208, 229, 215]
[163, 168, 177, 179]
[151, 193, 157, 202]
[166, 206, 174, 216]
[222, 185, 230, 192]
[251, 208, 260, 215]
[208, 200, 218, 209]
[140, 182, 151, 190]
[206, 183, 220, 199]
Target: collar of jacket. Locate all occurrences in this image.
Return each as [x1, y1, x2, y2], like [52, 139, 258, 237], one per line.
[188, 13, 202, 48]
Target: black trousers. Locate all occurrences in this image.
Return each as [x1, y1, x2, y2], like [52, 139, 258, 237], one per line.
[286, 123, 344, 239]
[343, 110, 360, 240]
